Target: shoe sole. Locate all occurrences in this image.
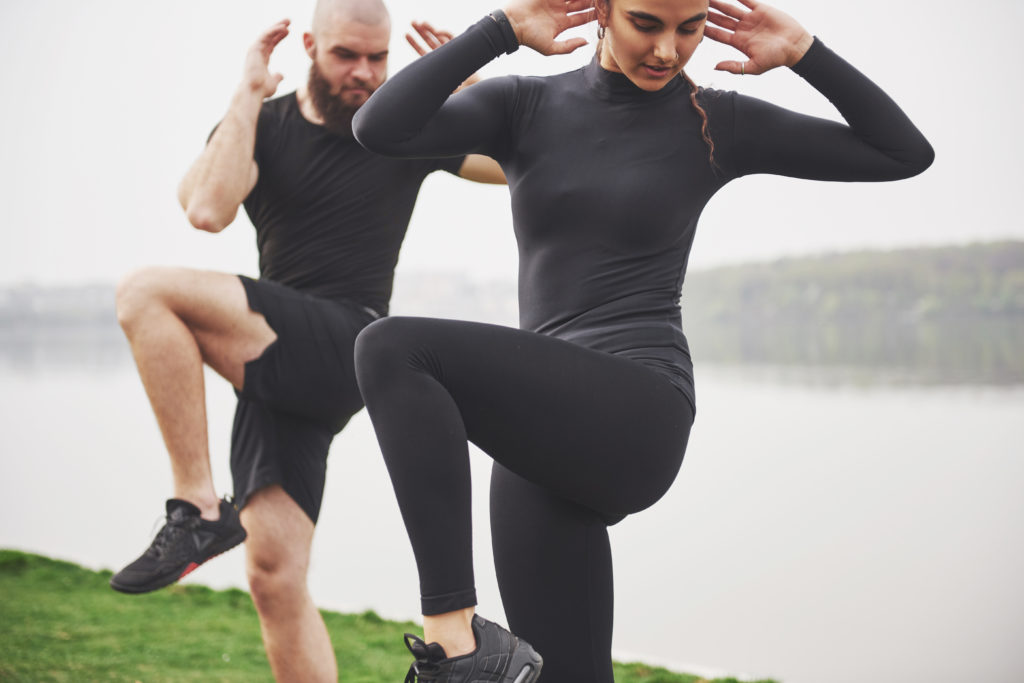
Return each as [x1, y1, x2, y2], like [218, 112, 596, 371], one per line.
[506, 640, 543, 683]
[109, 527, 247, 594]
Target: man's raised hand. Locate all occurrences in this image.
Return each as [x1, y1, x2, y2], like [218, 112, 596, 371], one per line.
[243, 19, 290, 97]
[406, 20, 481, 91]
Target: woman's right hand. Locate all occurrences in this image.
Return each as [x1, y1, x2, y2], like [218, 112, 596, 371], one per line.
[503, 0, 596, 55]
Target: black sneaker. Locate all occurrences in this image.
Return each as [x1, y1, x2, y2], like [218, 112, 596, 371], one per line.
[404, 615, 543, 683]
[110, 497, 247, 594]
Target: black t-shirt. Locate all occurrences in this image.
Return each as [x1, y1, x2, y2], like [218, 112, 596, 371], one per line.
[353, 18, 934, 405]
[241, 92, 465, 314]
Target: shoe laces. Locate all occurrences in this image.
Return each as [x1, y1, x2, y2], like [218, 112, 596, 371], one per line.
[146, 508, 200, 559]
[403, 633, 446, 683]
[405, 662, 441, 683]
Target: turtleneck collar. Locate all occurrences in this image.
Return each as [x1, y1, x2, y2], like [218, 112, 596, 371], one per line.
[583, 55, 688, 103]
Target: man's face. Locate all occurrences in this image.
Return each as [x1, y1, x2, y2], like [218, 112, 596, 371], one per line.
[305, 19, 390, 134]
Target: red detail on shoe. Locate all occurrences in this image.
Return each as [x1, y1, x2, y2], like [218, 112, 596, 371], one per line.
[179, 562, 201, 579]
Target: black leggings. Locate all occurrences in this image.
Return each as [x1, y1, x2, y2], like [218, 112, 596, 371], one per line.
[354, 317, 694, 682]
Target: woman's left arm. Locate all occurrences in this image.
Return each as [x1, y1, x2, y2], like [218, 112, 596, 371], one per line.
[705, 0, 935, 181]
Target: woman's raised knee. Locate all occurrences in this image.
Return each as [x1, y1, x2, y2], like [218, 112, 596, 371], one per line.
[354, 316, 423, 383]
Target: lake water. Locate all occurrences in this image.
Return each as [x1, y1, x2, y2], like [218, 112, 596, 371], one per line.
[1, 330, 1022, 683]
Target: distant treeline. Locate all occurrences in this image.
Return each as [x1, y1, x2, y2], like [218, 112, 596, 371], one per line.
[680, 242, 1024, 384]
[0, 284, 116, 327]
[682, 241, 1024, 325]
[3, 243, 1023, 384]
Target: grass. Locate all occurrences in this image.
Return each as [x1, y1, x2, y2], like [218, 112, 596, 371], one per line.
[0, 550, 775, 682]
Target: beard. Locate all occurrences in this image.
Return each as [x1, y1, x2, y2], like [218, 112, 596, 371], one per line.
[307, 60, 377, 136]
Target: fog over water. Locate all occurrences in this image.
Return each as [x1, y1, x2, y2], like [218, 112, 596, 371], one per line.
[2, 282, 1022, 682]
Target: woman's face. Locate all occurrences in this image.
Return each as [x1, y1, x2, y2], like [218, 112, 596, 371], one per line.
[598, 0, 709, 91]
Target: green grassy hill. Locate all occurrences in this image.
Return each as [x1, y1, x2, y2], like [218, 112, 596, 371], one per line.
[0, 550, 774, 683]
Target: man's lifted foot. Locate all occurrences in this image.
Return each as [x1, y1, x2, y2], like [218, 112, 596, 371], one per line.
[110, 497, 247, 594]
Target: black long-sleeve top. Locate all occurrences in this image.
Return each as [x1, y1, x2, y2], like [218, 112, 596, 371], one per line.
[353, 15, 934, 407]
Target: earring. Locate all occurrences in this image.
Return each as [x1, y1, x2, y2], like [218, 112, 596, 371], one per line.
[597, 25, 606, 39]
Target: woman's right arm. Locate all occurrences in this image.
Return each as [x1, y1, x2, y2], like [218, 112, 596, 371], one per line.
[352, 15, 519, 160]
[353, 0, 595, 158]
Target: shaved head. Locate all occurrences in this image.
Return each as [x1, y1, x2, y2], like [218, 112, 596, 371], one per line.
[312, 0, 390, 37]
[301, 0, 391, 134]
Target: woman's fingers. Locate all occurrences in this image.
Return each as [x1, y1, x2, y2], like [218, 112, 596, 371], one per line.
[702, 24, 734, 47]
[548, 36, 590, 55]
[565, 0, 595, 13]
[506, 0, 595, 56]
[564, 7, 597, 29]
[706, 10, 740, 31]
[714, 59, 761, 75]
[708, 0, 747, 21]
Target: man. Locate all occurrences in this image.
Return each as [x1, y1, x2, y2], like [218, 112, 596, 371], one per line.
[110, 1, 503, 680]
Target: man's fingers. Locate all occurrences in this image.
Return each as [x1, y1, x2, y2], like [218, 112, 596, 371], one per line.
[409, 21, 459, 52]
[417, 21, 441, 37]
[262, 19, 291, 41]
[412, 21, 445, 49]
[405, 32, 428, 56]
[418, 28, 443, 50]
[258, 20, 290, 57]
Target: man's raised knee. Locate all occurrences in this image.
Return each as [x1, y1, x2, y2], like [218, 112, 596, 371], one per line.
[115, 267, 174, 333]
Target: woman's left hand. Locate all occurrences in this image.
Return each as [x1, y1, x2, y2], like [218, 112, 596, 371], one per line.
[704, 0, 814, 76]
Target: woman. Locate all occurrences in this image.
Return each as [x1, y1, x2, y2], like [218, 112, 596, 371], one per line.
[352, 0, 933, 680]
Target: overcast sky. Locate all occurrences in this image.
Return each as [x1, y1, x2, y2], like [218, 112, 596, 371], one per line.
[1, 0, 1021, 286]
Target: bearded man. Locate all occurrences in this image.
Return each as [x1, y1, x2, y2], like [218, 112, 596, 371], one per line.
[109, 1, 503, 680]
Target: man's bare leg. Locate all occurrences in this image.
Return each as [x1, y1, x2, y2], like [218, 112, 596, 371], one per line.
[116, 266, 277, 520]
[242, 485, 336, 683]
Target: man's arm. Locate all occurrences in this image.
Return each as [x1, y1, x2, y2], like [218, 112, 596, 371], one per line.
[177, 20, 290, 233]
[458, 155, 507, 184]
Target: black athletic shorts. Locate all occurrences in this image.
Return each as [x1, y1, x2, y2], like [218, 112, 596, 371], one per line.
[230, 276, 379, 523]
